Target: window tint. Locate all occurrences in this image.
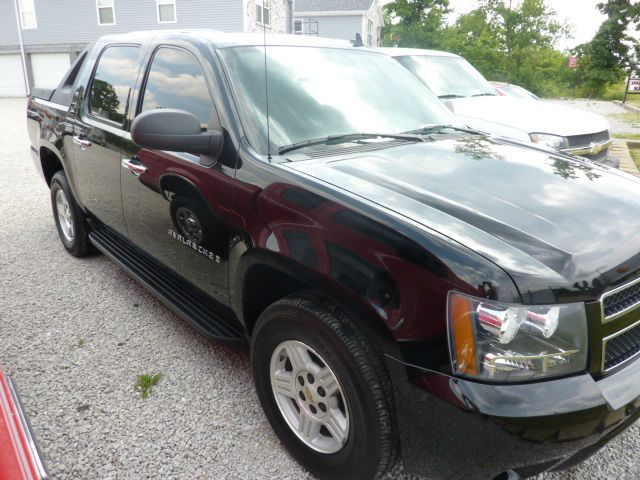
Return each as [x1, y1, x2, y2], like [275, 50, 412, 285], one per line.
[220, 46, 455, 155]
[141, 48, 213, 127]
[89, 46, 139, 124]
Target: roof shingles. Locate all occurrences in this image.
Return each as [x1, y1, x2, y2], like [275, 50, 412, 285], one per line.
[295, 0, 374, 13]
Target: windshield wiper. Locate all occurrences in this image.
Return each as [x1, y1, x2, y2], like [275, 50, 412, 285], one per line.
[438, 94, 466, 99]
[472, 92, 497, 97]
[404, 124, 482, 136]
[278, 132, 425, 155]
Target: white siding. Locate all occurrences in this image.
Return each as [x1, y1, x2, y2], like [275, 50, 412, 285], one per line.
[0, 0, 244, 46]
[295, 14, 362, 42]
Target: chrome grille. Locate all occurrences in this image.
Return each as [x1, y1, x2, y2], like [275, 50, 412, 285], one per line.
[567, 130, 610, 148]
[602, 277, 640, 322]
[603, 320, 640, 371]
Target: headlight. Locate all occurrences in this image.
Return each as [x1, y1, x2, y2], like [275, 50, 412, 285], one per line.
[530, 133, 569, 149]
[447, 292, 587, 382]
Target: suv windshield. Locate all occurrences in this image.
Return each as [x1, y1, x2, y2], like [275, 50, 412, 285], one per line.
[395, 55, 496, 98]
[220, 46, 457, 155]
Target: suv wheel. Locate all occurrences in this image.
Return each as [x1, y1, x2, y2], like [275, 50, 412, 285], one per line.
[50, 171, 93, 257]
[251, 293, 397, 480]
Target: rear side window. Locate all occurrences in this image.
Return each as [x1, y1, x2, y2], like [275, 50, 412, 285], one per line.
[89, 45, 139, 124]
[140, 47, 214, 128]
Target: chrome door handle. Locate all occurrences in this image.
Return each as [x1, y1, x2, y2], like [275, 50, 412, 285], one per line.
[121, 157, 148, 176]
[72, 135, 92, 149]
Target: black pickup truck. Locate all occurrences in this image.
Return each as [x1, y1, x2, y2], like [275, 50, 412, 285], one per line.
[27, 30, 640, 480]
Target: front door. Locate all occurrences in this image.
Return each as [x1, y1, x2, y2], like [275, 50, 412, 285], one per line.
[72, 45, 141, 234]
[121, 46, 236, 305]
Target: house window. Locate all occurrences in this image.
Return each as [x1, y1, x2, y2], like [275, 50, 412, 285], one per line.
[157, 0, 176, 23]
[96, 0, 115, 25]
[367, 20, 373, 46]
[19, 0, 37, 29]
[256, 0, 270, 26]
[294, 19, 302, 34]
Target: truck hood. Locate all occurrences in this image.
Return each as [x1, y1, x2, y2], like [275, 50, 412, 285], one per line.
[284, 137, 640, 302]
[450, 96, 610, 137]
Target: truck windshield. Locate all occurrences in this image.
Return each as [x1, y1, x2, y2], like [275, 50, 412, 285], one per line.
[220, 46, 457, 156]
[395, 55, 496, 99]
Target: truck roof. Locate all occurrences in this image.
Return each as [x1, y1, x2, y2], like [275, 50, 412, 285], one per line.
[97, 29, 373, 51]
[378, 47, 461, 58]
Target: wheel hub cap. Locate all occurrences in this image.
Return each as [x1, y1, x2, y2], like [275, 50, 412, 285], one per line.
[55, 189, 74, 242]
[270, 340, 350, 454]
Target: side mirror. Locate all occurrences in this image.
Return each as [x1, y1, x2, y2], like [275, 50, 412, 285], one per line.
[131, 108, 223, 156]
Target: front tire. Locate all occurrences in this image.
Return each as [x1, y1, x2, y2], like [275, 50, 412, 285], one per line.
[251, 293, 397, 480]
[50, 171, 93, 257]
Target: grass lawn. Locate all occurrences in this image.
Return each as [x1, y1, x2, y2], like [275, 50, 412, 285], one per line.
[629, 145, 640, 171]
[613, 133, 640, 140]
[624, 95, 640, 109]
[612, 111, 640, 124]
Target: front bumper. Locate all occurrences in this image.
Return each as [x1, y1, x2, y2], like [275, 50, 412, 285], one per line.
[387, 354, 640, 479]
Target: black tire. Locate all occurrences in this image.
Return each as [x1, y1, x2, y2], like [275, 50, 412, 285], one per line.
[169, 196, 227, 254]
[251, 292, 398, 480]
[50, 170, 94, 257]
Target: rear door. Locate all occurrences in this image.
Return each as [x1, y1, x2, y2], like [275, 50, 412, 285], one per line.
[72, 45, 141, 233]
[120, 45, 237, 305]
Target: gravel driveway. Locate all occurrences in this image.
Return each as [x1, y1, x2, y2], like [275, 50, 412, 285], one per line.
[1, 96, 639, 480]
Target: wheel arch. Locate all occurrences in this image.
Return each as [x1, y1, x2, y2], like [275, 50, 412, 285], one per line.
[232, 249, 399, 351]
[39, 146, 65, 187]
[160, 173, 209, 205]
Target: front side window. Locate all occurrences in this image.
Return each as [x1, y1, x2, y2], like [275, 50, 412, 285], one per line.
[19, 0, 37, 29]
[256, 0, 270, 26]
[157, 0, 176, 23]
[396, 55, 496, 98]
[294, 19, 303, 34]
[89, 46, 139, 124]
[140, 48, 214, 128]
[220, 46, 456, 155]
[96, 0, 115, 25]
[367, 20, 373, 46]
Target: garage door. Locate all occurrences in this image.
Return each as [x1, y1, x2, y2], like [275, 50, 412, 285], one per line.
[31, 53, 71, 89]
[0, 54, 27, 97]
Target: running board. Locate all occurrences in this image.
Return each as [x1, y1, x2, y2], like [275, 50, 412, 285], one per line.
[89, 227, 245, 345]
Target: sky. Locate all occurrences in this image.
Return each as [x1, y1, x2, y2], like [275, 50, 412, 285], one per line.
[443, 0, 608, 51]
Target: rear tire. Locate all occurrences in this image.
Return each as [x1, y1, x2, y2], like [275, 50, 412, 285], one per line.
[50, 171, 93, 257]
[251, 292, 398, 480]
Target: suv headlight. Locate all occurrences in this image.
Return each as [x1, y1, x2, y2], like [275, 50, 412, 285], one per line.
[530, 133, 569, 149]
[447, 292, 587, 382]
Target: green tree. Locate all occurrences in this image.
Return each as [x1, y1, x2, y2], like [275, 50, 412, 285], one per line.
[90, 79, 122, 122]
[439, 0, 570, 95]
[382, 0, 450, 48]
[574, 0, 640, 97]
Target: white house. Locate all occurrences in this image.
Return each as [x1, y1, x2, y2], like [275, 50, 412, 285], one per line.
[294, 0, 383, 46]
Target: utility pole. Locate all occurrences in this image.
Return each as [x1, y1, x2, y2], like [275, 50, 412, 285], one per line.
[12, 0, 29, 96]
